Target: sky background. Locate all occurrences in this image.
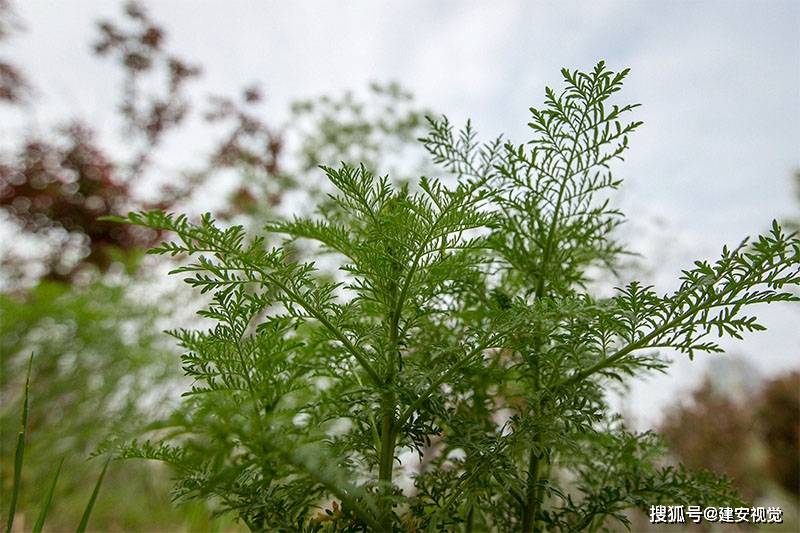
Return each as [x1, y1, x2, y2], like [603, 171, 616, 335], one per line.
[2, 0, 798, 426]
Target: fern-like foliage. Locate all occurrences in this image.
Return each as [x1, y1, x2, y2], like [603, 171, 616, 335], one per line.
[108, 62, 799, 532]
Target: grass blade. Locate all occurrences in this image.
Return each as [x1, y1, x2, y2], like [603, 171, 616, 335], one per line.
[75, 457, 110, 533]
[4, 355, 32, 533]
[32, 457, 64, 533]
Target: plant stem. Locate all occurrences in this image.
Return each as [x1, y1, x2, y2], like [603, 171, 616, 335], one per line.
[522, 349, 543, 533]
[378, 283, 402, 531]
[520, 77, 595, 531]
[521, 447, 541, 533]
[378, 392, 397, 530]
[465, 503, 475, 533]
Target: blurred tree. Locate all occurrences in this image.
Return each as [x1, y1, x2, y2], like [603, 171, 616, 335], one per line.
[290, 81, 426, 176]
[0, 0, 28, 104]
[659, 373, 765, 500]
[0, 1, 428, 530]
[0, 124, 159, 282]
[0, 4, 198, 528]
[659, 366, 800, 532]
[757, 371, 800, 498]
[0, 0, 199, 284]
[92, 0, 201, 179]
[210, 81, 430, 223]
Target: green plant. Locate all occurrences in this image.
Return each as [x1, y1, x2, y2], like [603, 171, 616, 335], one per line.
[109, 62, 799, 532]
[2, 356, 109, 533]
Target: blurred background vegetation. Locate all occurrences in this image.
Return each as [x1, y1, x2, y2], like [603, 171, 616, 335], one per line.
[0, 1, 797, 531]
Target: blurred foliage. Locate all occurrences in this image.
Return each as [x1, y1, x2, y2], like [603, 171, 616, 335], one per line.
[0, 125, 160, 282]
[0, 0, 199, 284]
[214, 82, 430, 223]
[659, 369, 800, 529]
[0, 282, 180, 530]
[786, 169, 800, 233]
[660, 376, 765, 501]
[757, 372, 800, 499]
[290, 82, 427, 175]
[0, 0, 428, 285]
[1, 5, 194, 526]
[0, 1, 428, 531]
[0, 0, 28, 104]
[92, 0, 201, 177]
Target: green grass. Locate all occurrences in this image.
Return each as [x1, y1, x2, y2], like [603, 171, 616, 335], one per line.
[3, 355, 113, 533]
[4, 355, 31, 533]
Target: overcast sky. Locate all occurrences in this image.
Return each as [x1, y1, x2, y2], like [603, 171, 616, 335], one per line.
[2, 0, 798, 425]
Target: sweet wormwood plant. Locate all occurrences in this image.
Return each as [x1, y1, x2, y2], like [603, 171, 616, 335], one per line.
[108, 62, 799, 532]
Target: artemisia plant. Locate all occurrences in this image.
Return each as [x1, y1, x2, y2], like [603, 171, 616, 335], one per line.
[109, 62, 799, 532]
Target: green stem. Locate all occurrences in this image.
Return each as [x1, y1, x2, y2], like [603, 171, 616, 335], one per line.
[465, 503, 475, 533]
[377, 279, 402, 531]
[521, 348, 543, 533]
[520, 79, 597, 532]
[521, 447, 541, 533]
[378, 391, 397, 530]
